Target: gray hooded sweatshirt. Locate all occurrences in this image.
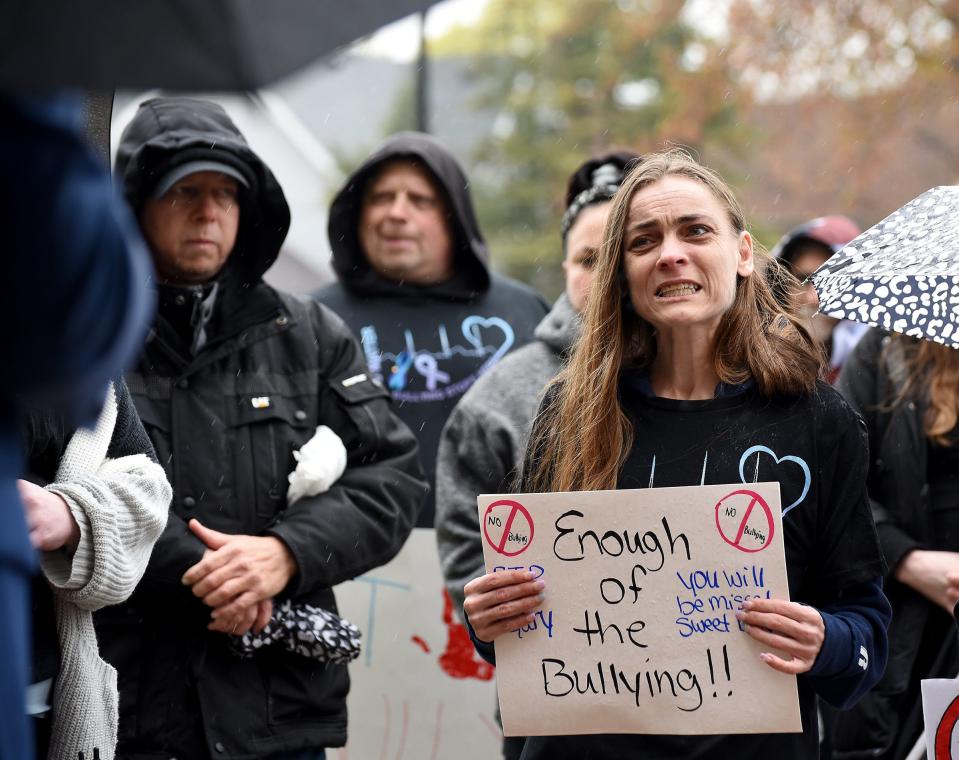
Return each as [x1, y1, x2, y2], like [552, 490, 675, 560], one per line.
[435, 293, 580, 616]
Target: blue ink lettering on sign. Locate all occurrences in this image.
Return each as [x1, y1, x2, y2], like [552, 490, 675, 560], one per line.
[673, 565, 772, 637]
[514, 609, 554, 639]
[492, 564, 545, 580]
[675, 569, 720, 598]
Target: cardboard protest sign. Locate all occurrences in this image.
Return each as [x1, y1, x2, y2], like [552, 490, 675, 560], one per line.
[921, 678, 959, 759]
[478, 482, 801, 736]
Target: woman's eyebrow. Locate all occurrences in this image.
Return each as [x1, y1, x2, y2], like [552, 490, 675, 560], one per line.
[626, 212, 715, 230]
[677, 213, 714, 225]
[625, 219, 659, 232]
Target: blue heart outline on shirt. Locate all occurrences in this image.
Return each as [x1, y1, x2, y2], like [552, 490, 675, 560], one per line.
[461, 315, 515, 366]
[738, 445, 811, 517]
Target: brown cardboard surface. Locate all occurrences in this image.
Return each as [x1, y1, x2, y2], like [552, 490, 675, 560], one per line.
[477, 482, 802, 736]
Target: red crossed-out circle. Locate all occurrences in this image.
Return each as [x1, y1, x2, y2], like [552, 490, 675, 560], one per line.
[715, 489, 775, 553]
[935, 692, 959, 759]
[482, 499, 535, 557]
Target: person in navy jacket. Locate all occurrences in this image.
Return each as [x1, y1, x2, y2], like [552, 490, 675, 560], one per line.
[1, 91, 153, 760]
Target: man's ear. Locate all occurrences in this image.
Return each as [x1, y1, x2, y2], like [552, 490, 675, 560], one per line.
[737, 231, 754, 278]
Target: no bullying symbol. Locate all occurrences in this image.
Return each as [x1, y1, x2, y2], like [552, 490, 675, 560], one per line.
[715, 489, 774, 553]
[483, 499, 534, 557]
[935, 693, 959, 759]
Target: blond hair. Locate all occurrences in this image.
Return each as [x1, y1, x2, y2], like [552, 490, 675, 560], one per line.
[892, 338, 959, 445]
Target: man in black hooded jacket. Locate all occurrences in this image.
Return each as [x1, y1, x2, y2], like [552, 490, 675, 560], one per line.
[94, 97, 427, 760]
[315, 132, 549, 527]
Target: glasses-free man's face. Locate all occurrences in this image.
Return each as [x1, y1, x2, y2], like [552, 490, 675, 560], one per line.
[358, 160, 454, 286]
[140, 171, 240, 286]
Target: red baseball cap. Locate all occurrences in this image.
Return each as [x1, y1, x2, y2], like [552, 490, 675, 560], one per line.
[771, 215, 861, 263]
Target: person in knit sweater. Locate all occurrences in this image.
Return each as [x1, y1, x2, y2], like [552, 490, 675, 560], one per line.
[2, 92, 155, 760]
[434, 152, 638, 760]
[21, 379, 171, 760]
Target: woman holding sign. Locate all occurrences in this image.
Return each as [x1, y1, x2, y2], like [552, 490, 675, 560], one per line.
[463, 149, 890, 758]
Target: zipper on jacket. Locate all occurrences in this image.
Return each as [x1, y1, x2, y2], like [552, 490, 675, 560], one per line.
[267, 424, 279, 499]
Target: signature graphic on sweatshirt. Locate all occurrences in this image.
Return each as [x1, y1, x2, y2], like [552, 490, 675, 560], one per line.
[360, 316, 515, 402]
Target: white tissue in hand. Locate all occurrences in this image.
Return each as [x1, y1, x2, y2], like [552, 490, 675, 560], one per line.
[286, 425, 348, 505]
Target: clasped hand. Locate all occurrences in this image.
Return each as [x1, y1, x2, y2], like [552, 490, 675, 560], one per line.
[181, 519, 297, 636]
[894, 549, 959, 614]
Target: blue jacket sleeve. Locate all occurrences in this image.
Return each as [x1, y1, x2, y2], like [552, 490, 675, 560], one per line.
[465, 612, 497, 666]
[1, 92, 154, 429]
[0, 92, 155, 760]
[806, 577, 891, 709]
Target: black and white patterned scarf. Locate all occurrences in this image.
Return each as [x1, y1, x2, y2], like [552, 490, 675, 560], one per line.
[231, 599, 361, 664]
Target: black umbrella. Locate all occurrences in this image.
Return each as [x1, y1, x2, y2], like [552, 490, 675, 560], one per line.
[811, 185, 959, 349]
[0, 0, 436, 90]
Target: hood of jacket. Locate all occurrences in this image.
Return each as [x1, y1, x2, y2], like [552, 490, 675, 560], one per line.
[327, 131, 490, 300]
[114, 97, 291, 287]
[533, 292, 581, 355]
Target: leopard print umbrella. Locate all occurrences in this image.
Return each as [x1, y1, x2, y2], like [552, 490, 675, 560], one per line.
[810, 185, 959, 349]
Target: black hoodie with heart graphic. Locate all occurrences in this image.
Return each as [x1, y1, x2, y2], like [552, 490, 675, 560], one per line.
[315, 132, 549, 527]
[492, 375, 889, 760]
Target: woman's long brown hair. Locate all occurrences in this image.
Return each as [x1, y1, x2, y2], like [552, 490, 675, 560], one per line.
[526, 149, 822, 494]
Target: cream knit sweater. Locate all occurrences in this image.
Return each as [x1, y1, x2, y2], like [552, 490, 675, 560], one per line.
[39, 383, 171, 760]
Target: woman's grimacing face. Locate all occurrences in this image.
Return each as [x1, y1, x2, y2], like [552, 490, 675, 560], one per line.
[563, 202, 610, 313]
[622, 174, 753, 335]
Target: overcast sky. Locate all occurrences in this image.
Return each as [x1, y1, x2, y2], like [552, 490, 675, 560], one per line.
[355, 0, 490, 62]
[356, 0, 731, 62]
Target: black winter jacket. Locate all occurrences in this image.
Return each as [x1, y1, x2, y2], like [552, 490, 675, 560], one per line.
[96, 98, 427, 760]
[833, 328, 934, 758]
